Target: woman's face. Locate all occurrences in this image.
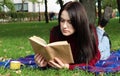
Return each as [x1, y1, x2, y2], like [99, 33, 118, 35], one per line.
[60, 10, 75, 36]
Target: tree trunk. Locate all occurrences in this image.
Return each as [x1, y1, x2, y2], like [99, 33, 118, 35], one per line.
[98, 0, 102, 25]
[33, 3, 35, 12]
[58, 0, 63, 8]
[38, 2, 41, 21]
[79, 0, 82, 3]
[20, 0, 24, 12]
[117, 0, 120, 23]
[45, 0, 49, 23]
[80, 0, 96, 24]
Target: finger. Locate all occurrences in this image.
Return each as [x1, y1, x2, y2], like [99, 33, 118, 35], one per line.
[48, 62, 55, 68]
[35, 54, 43, 61]
[48, 61, 58, 68]
[54, 57, 64, 67]
[37, 57, 44, 67]
[41, 58, 47, 64]
[37, 55, 44, 63]
[34, 53, 41, 60]
[49, 60, 62, 69]
[35, 54, 42, 64]
[34, 54, 39, 59]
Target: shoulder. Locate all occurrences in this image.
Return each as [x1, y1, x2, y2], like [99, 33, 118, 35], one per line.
[96, 26, 105, 36]
[89, 24, 96, 32]
[50, 25, 62, 43]
[50, 25, 60, 33]
[89, 24, 97, 36]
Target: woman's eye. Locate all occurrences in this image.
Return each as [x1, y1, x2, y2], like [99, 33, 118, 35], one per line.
[68, 21, 72, 24]
[60, 19, 65, 22]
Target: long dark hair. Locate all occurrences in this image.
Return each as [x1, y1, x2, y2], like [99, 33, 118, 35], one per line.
[58, 1, 97, 63]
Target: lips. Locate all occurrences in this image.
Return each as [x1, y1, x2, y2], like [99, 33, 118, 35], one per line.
[63, 29, 69, 33]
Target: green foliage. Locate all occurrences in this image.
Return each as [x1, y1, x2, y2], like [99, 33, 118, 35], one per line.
[0, 12, 7, 19]
[0, 0, 15, 12]
[0, 12, 40, 22]
[4, 0, 15, 11]
[0, 12, 49, 22]
[0, 7, 1, 11]
[102, 0, 117, 9]
[28, 0, 39, 3]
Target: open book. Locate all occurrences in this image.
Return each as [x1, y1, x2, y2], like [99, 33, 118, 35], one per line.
[29, 36, 74, 64]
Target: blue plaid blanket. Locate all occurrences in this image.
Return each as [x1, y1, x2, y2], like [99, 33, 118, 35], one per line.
[1, 49, 120, 73]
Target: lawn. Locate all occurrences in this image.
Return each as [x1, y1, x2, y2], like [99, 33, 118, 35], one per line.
[105, 18, 120, 50]
[0, 18, 120, 76]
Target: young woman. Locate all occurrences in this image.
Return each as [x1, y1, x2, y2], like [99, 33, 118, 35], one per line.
[34, 1, 100, 70]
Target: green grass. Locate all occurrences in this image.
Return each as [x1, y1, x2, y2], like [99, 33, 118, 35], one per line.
[0, 21, 56, 59]
[106, 18, 120, 50]
[0, 19, 120, 76]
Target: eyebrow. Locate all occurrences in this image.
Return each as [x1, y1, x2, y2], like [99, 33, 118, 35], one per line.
[60, 17, 71, 21]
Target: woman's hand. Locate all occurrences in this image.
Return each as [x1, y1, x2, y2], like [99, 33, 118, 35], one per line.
[48, 57, 69, 69]
[34, 53, 47, 67]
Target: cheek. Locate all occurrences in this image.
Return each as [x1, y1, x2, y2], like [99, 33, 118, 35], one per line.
[60, 22, 63, 26]
[70, 28, 75, 34]
[70, 26, 75, 33]
[60, 23, 63, 29]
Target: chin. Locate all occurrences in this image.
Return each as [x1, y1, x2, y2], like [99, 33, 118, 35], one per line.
[62, 33, 71, 36]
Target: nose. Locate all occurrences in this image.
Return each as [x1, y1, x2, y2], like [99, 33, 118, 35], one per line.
[63, 22, 67, 28]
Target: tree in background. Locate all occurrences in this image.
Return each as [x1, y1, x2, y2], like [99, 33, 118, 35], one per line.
[20, 0, 25, 12]
[117, 0, 120, 23]
[0, 0, 15, 12]
[28, 0, 48, 23]
[20, 0, 39, 12]
[56, 0, 63, 8]
[98, 0, 117, 24]
[79, 0, 117, 24]
[44, 0, 49, 23]
[102, 0, 117, 9]
[97, 0, 102, 25]
[29, 0, 39, 12]
[37, 0, 44, 21]
[56, 0, 95, 23]
[79, 0, 96, 24]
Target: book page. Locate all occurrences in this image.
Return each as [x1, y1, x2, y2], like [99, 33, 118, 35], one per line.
[45, 43, 74, 64]
[47, 41, 68, 46]
[29, 36, 50, 59]
[29, 36, 47, 46]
